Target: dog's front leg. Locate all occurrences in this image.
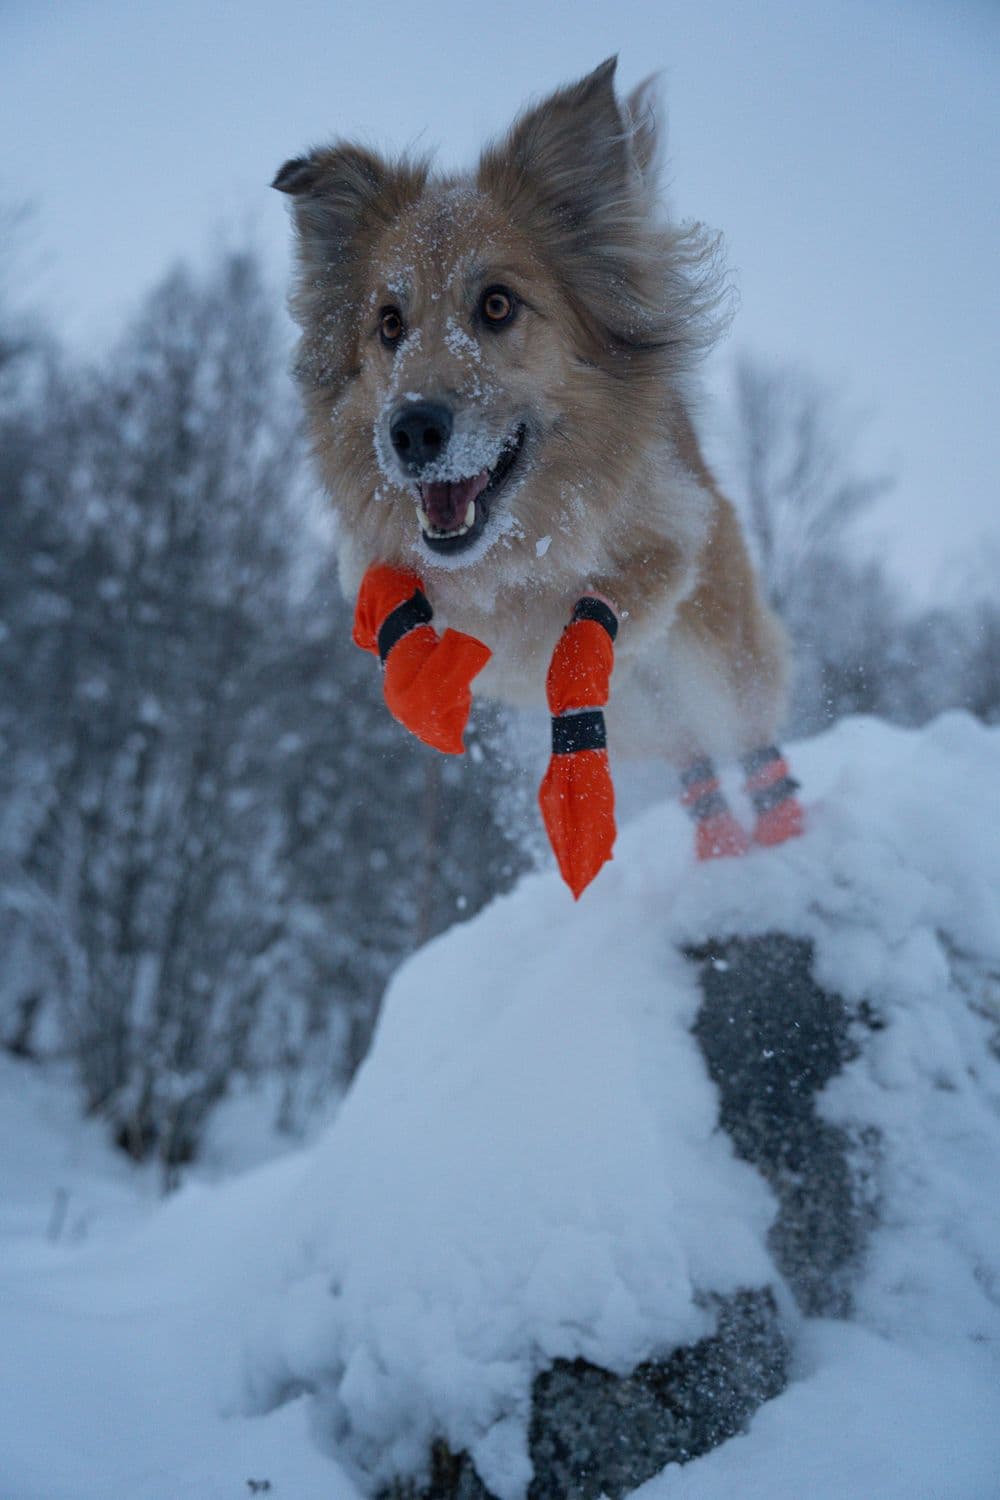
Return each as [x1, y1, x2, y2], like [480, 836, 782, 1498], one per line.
[352, 563, 491, 754]
[538, 595, 620, 899]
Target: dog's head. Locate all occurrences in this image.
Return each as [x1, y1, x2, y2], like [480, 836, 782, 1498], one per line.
[274, 59, 726, 581]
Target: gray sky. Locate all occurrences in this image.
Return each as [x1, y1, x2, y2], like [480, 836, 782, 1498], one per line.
[2, 0, 997, 601]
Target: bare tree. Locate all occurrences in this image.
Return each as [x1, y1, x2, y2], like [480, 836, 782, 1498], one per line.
[723, 354, 903, 732]
[0, 242, 528, 1175]
[730, 355, 893, 618]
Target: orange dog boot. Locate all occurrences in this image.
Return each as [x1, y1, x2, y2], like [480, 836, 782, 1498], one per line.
[679, 757, 751, 861]
[696, 810, 753, 861]
[538, 597, 619, 898]
[352, 563, 491, 755]
[742, 744, 806, 847]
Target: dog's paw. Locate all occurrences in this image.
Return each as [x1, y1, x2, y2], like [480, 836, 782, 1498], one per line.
[695, 811, 752, 861]
[753, 797, 806, 848]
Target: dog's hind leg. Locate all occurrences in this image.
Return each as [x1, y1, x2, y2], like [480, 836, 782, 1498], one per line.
[679, 755, 751, 861]
[741, 743, 806, 848]
[671, 496, 806, 852]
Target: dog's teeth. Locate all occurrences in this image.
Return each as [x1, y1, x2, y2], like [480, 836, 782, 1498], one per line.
[465, 501, 476, 527]
[419, 516, 472, 539]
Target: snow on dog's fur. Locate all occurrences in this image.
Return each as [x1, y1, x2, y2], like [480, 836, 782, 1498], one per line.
[274, 58, 789, 766]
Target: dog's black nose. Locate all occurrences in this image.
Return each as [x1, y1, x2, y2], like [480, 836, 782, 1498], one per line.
[389, 401, 453, 472]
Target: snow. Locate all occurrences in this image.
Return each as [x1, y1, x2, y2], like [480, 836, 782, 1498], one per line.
[635, 1320, 1000, 1500]
[0, 1059, 359, 1500]
[1, 713, 999, 1499]
[244, 885, 775, 1497]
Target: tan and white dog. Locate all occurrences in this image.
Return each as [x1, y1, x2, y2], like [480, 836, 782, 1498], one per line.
[274, 57, 804, 869]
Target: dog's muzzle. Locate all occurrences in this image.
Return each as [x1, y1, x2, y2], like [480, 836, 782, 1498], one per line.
[387, 400, 527, 555]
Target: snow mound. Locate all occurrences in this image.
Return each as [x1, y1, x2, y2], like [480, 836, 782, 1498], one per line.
[245, 843, 777, 1498]
[2, 714, 997, 1499]
[241, 712, 1000, 1497]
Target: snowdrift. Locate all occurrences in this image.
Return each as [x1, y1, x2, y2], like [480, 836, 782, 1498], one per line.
[1, 714, 999, 1500]
[241, 712, 1000, 1498]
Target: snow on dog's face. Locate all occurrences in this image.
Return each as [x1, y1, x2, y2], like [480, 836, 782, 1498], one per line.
[360, 186, 548, 570]
[274, 59, 725, 582]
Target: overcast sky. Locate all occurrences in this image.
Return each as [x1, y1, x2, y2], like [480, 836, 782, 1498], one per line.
[2, 0, 997, 602]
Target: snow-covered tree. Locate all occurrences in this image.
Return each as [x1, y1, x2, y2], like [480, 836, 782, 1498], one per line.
[0, 245, 525, 1171]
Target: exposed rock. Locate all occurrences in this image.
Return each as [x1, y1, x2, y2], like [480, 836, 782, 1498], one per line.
[526, 1287, 786, 1500]
[689, 933, 877, 1316]
[383, 1288, 787, 1500]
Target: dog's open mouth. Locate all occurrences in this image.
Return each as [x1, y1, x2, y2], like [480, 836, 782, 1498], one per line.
[416, 425, 526, 554]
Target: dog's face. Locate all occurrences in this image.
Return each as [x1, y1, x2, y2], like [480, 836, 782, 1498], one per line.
[275, 59, 724, 587]
[331, 185, 577, 570]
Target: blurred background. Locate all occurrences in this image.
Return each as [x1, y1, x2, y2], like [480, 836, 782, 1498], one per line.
[1, 0, 997, 1179]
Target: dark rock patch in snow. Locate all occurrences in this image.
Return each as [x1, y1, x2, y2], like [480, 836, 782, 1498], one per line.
[689, 933, 878, 1316]
[383, 1288, 787, 1500]
[526, 1286, 786, 1499]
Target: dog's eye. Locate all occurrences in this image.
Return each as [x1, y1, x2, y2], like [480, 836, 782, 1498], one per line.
[379, 307, 405, 348]
[480, 286, 516, 328]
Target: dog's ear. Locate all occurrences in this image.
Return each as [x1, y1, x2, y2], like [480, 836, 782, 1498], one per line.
[275, 144, 428, 391]
[272, 155, 325, 196]
[478, 60, 657, 337]
[478, 58, 630, 232]
[271, 143, 409, 247]
[274, 143, 428, 384]
[624, 74, 663, 186]
[479, 59, 726, 374]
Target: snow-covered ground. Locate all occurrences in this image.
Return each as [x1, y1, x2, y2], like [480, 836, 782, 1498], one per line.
[1, 714, 999, 1500]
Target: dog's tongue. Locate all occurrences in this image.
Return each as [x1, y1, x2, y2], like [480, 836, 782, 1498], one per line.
[419, 470, 490, 532]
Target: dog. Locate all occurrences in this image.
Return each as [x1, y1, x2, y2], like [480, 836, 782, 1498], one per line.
[273, 57, 804, 874]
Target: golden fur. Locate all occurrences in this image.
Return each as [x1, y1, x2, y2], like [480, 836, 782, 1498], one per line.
[274, 58, 789, 766]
